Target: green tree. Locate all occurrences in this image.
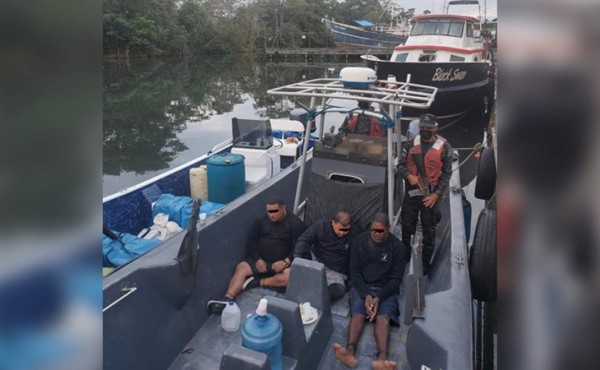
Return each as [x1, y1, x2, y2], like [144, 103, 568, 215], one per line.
[103, 0, 358, 57]
[337, 0, 384, 24]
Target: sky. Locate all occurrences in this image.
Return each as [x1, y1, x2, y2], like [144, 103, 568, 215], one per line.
[399, 0, 497, 20]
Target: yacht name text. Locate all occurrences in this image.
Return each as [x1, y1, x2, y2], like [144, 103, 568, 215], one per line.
[432, 68, 467, 82]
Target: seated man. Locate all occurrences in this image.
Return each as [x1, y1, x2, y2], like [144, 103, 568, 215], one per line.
[335, 100, 385, 144]
[207, 196, 305, 313]
[332, 213, 409, 370]
[293, 211, 360, 302]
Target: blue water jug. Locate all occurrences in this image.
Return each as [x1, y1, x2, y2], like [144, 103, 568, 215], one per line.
[241, 298, 283, 370]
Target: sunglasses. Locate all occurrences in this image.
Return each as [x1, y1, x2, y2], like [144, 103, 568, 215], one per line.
[267, 209, 279, 214]
[338, 227, 351, 232]
[371, 228, 386, 234]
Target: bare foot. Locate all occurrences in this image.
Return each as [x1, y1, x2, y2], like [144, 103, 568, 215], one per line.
[332, 343, 358, 368]
[372, 359, 397, 370]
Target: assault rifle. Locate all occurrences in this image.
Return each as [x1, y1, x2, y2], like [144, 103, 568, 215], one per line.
[412, 152, 431, 197]
[176, 199, 201, 275]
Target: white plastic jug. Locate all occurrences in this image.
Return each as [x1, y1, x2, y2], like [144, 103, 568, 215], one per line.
[189, 165, 208, 200]
[221, 300, 241, 332]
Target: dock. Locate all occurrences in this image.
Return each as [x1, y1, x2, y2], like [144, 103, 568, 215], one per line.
[264, 47, 392, 62]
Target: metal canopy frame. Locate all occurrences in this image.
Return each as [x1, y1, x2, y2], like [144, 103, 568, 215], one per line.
[267, 78, 437, 110]
[267, 76, 437, 227]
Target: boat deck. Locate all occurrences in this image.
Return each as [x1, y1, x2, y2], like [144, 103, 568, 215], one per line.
[319, 286, 411, 370]
[168, 191, 452, 370]
[167, 286, 410, 370]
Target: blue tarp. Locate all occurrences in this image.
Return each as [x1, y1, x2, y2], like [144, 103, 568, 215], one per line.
[103, 233, 161, 267]
[103, 194, 225, 267]
[353, 19, 375, 27]
[152, 194, 224, 228]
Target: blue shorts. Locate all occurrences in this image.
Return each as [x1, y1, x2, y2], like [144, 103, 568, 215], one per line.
[349, 286, 399, 320]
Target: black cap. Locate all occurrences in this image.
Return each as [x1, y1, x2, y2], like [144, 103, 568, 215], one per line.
[419, 113, 438, 128]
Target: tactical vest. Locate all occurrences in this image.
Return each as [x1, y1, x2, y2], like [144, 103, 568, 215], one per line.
[407, 135, 446, 186]
[347, 114, 384, 137]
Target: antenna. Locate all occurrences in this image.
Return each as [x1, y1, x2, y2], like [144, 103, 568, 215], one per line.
[484, 0, 487, 23]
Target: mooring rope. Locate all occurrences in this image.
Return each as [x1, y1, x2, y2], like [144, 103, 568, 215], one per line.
[453, 134, 492, 173]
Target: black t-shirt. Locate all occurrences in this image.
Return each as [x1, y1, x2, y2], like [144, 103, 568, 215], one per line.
[349, 231, 408, 301]
[246, 212, 305, 263]
[294, 220, 360, 275]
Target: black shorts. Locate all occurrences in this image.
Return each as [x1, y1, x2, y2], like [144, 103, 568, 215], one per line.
[244, 258, 278, 278]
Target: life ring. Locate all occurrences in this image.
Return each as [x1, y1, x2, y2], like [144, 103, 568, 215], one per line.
[474, 146, 496, 200]
[469, 208, 497, 302]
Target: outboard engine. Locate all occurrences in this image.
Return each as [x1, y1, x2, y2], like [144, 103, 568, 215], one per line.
[407, 118, 420, 141]
[289, 108, 315, 133]
[289, 108, 307, 125]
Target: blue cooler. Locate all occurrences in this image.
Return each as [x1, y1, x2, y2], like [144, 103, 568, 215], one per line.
[241, 299, 283, 370]
[206, 153, 245, 203]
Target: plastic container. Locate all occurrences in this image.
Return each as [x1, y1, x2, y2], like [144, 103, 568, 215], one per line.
[221, 300, 241, 332]
[189, 165, 208, 200]
[206, 153, 245, 204]
[241, 298, 283, 370]
[339, 67, 377, 89]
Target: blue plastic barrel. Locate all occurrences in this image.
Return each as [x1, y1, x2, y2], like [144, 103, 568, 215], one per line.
[241, 312, 283, 370]
[206, 153, 245, 204]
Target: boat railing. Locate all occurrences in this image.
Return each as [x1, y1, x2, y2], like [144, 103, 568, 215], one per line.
[209, 138, 233, 154]
[103, 139, 232, 203]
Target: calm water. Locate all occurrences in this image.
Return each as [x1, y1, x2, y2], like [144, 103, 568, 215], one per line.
[103, 56, 487, 197]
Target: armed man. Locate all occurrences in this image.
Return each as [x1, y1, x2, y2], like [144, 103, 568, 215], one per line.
[398, 114, 453, 275]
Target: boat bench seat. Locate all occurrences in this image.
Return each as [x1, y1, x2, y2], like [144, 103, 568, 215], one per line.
[218, 259, 333, 370]
[220, 344, 270, 370]
[231, 146, 281, 186]
[268, 258, 334, 360]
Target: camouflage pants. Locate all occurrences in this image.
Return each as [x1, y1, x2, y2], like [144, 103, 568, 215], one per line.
[400, 194, 442, 272]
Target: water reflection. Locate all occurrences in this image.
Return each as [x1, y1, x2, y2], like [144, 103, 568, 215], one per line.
[103, 57, 337, 195]
[103, 60, 191, 176]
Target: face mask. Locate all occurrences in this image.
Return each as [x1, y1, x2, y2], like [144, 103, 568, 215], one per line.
[420, 129, 434, 141]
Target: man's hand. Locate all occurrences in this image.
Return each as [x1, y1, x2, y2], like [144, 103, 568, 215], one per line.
[423, 193, 439, 208]
[271, 260, 286, 273]
[407, 175, 424, 192]
[365, 295, 380, 321]
[255, 259, 268, 273]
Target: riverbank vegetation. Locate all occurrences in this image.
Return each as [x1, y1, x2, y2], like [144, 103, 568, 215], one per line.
[103, 0, 417, 58]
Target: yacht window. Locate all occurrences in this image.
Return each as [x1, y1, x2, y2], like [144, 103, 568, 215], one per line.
[449, 21, 464, 37]
[418, 53, 436, 62]
[393, 53, 408, 62]
[466, 23, 473, 37]
[411, 21, 426, 36]
[424, 20, 438, 35]
[435, 20, 451, 35]
[450, 55, 465, 61]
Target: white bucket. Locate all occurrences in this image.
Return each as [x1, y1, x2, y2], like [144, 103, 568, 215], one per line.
[189, 165, 208, 200]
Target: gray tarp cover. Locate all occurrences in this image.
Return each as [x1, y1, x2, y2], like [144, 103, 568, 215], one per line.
[305, 173, 385, 231]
